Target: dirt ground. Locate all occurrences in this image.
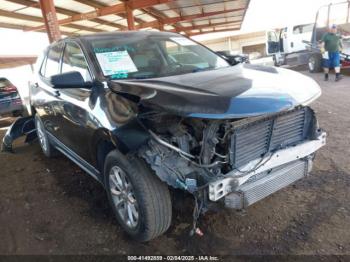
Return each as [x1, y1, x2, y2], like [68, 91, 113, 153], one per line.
[0, 71, 349, 256]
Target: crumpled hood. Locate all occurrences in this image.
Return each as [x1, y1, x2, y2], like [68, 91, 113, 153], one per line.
[108, 64, 321, 119]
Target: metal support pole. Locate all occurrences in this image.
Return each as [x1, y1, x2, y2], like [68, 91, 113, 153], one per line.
[39, 0, 61, 43]
[126, 2, 135, 30]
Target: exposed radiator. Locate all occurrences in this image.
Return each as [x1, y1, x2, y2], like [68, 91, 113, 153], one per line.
[230, 107, 314, 168]
[224, 159, 308, 209]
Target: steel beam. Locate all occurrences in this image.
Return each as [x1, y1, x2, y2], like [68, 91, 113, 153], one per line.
[164, 8, 245, 24]
[129, 0, 173, 10]
[26, 0, 174, 32]
[1, 3, 104, 34]
[126, 2, 135, 30]
[73, 0, 129, 30]
[6, 0, 126, 30]
[188, 27, 241, 36]
[135, 8, 244, 29]
[38, 0, 61, 42]
[173, 21, 241, 32]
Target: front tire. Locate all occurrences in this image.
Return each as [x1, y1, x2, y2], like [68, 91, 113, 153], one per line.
[104, 150, 172, 242]
[34, 114, 58, 158]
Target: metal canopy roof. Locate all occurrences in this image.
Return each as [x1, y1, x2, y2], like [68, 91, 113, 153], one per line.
[0, 0, 250, 37]
[0, 55, 37, 68]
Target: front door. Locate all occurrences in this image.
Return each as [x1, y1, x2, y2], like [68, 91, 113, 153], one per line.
[56, 41, 97, 163]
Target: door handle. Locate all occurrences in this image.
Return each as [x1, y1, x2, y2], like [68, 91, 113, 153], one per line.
[34, 82, 39, 88]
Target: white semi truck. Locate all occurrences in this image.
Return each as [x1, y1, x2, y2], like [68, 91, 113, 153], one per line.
[266, 1, 350, 72]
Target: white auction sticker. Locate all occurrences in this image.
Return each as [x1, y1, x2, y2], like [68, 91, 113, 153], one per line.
[96, 50, 138, 76]
[170, 37, 196, 46]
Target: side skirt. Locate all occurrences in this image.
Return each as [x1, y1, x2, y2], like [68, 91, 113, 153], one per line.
[47, 132, 104, 186]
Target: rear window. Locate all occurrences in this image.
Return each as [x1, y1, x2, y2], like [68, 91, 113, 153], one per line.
[0, 78, 11, 89]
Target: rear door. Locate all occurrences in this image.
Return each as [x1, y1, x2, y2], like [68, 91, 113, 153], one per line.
[32, 42, 64, 138]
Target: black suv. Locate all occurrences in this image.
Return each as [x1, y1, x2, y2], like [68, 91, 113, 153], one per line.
[30, 31, 325, 241]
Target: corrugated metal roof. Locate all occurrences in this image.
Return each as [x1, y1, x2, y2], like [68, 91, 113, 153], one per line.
[0, 0, 250, 36]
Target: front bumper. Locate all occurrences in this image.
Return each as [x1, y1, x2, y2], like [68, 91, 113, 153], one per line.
[208, 131, 326, 208]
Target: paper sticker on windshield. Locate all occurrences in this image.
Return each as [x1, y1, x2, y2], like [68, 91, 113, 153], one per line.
[170, 37, 196, 46]
[96, 50, 138, 76]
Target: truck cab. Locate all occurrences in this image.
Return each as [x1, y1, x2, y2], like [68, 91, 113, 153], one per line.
[267, 1, 350, 72]
[266, 24, 314, 66]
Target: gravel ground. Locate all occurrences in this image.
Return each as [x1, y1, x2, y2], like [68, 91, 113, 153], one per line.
[0, 71, 349, 256]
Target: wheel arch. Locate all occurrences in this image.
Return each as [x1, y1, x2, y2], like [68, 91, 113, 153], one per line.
[91, 119, 150, 174]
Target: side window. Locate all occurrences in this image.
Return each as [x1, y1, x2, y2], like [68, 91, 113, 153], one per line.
[62, 42, 91, 82]
[302, 24, 314, 33]
[164, 40, 208, 68]
[42, 43, 63, 78]
[293, 24, 314, 35]
[293, 26, 302, 35]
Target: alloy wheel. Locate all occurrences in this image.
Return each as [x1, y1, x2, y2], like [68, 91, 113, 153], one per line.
[109, 166, 139, 229]
[36, 118, 48, 152]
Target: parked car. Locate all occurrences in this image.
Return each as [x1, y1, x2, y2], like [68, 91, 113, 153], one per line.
[0, 78, 24, 117]
[29, 31, 326, 241]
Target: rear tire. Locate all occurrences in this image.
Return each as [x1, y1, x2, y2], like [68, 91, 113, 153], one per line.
[34, 114, 58, 158]
[104, 150, 172, 242]
[308, 54, 322, 73]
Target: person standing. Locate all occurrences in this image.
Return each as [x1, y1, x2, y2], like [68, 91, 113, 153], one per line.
[321, 24, 343, 81]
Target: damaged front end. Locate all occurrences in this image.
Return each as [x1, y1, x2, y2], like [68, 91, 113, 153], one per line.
[139, 106, 326, 210]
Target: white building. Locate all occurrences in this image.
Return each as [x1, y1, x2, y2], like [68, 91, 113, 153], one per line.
[197, 31, 266, 58]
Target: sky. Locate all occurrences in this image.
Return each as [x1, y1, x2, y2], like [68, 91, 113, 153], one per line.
[0, 0, 346, 55]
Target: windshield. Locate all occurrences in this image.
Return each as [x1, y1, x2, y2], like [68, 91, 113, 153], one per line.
[88, 35, 230, 80]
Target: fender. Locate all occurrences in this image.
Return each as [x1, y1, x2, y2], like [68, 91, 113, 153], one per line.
[111, 118, 150, 154]
[90, 118, 150, 174]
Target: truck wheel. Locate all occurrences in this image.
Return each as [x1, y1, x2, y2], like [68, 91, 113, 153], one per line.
[104, 150, 172, 242]
[34, 115, 58, 158]
[308, 54, 322, 73]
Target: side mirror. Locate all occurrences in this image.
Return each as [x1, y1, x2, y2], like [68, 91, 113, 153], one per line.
[50, 71, 92, 89]
[226, 57, 240, 66]
[215, 52, 238, 66]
